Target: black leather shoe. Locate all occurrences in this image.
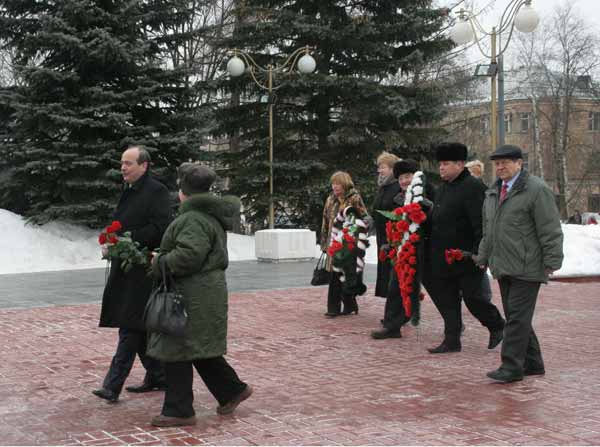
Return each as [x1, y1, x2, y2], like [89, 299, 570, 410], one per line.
[524, 368, 545, 376]
[324, 312, 340, 318]
[486, 368, 523, 383]
[427, 342, 461, 354]
[371, 328, 401, 340]
[92, 388, 119, 403]
[126, 382, 167, 393]
[488, 328, 504, 349]
[340, 307, 358, 316]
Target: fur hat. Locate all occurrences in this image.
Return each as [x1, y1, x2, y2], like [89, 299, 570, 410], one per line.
[435, 143, 468, 161]
[179, 164, 217, 195]
[393, 159, 419, 178]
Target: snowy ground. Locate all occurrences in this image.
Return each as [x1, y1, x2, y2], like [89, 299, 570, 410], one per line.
[2, 208, 600, 277]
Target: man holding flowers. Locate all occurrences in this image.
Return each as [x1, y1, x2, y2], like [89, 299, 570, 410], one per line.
[423, 143, 505, 354]
[93, 146, 172, 403]
[371, 159, 435, 340]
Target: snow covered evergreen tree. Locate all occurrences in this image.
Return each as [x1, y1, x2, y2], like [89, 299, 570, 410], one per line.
[215, 0, 452, 230]
[0, 0, 205, 226]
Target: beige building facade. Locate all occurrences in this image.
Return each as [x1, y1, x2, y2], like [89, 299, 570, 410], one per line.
[443, 97, 600, 216]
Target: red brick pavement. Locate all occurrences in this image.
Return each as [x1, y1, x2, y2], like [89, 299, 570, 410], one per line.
[1, 281, 600, 445]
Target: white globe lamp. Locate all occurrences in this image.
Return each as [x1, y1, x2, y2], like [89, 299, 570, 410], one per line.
[297, 54, 316, 74]
[450, 17, 474, 45]
[514, 3, 540, 33]
[227, 56, 245, 77]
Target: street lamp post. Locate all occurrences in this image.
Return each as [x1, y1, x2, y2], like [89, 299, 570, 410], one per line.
[449, 0, 540, 150]
[227, 46, 316, 229]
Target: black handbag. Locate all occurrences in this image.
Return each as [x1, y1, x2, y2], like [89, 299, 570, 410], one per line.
[143, 258, 188, 337]
[311, 252, 330, 286]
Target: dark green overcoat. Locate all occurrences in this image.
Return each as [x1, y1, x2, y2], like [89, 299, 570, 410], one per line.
[147, 193, 240, 362]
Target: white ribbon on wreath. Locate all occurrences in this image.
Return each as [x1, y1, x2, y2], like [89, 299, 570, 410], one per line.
[330, 207, 369, 282]
[401, 171, 425, 243]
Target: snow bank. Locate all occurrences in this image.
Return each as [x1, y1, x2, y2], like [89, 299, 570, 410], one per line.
[556, 223, 600, 277]
[1, 209, 255, 274]
[362, 226, 600, 278]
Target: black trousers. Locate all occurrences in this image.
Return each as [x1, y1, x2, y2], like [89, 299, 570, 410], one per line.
[382, 271, 408, 331]
[327, 271, 359, 313]
[424, 270, 505, 344]
[102, 328, 165, 394]
[498, 276, 544, 374]
[162, 357, 247, 418]
[481, 273, 493, 302]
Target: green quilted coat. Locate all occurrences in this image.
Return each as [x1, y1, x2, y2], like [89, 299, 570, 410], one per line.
[147, 193, 240, 362]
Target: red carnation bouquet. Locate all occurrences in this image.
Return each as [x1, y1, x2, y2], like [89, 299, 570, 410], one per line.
[445, 248, 472, 265]
[98, 220, 150, 273]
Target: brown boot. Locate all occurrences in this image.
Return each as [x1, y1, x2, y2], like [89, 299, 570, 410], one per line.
[151, 414, 197, 427]
[216, 385, 254, 415]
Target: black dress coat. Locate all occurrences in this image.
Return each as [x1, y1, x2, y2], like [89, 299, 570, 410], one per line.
[99, 171, 173, 330]
[372, 179, 402, 297]
[426, 168, 486, 278]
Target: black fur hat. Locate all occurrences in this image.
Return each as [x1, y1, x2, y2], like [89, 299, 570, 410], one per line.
[435, 142, 468, 161]
[393, 159, 419, 178]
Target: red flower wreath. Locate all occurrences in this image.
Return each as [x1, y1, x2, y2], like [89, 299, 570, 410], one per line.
[378, 202, 427, 318]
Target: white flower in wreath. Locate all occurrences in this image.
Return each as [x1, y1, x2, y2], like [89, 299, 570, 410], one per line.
[412, 185, 423, 196]
[404, 171, 424, 206]
[409, 222, 419, 233]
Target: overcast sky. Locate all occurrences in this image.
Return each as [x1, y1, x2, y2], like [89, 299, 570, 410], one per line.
[436, 0, 600, 27]
[435, 0, 600, 65]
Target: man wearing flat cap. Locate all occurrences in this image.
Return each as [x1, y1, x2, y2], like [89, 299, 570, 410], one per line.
[476, 144, 563, 383]
[423, 142, 505, 354]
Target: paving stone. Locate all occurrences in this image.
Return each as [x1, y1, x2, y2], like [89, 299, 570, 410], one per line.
[0, 279, 599, 445]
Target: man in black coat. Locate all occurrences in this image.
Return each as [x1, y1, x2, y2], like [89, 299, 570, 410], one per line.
[423, 143, 505, 354]
[93, 146, 172, 402]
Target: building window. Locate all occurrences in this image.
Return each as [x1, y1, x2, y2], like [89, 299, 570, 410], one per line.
[519, 112, 530, 132]
[480, 115, 490, 135]
[504, 113, 513, 134]
[589, 194, 600, 212]
[588, 112, 600, 131]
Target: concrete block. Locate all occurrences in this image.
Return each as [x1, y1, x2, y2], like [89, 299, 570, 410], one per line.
[255, 229, 316, 262]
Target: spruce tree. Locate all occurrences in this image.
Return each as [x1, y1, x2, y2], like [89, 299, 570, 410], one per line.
[215, 0, 452, 231]
[0, 0, 204, 227]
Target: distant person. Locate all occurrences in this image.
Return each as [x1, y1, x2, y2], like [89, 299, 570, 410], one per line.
[148, 164, 252, 427]
[320, 171, 368, 317]
[589, 216, 598, 225]
[466, 159, 485, 179]
[93, 146, 171, 403]
[372, 151, 401, 298]
[423, 143, 505, 354]
[567, 210, 582, 225]
[476, 145, 563, 383]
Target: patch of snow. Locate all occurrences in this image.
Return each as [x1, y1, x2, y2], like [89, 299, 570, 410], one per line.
[0, 209, 255, 274]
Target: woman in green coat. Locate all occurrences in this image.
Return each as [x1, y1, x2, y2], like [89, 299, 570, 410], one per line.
[148, 164, 253, 427]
